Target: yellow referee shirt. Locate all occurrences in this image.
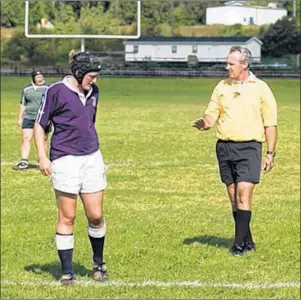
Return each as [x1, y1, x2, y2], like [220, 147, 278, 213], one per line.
[204, 72, 277, 142]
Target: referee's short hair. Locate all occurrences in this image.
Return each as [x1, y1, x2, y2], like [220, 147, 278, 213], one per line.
[229, 46, 252, 68]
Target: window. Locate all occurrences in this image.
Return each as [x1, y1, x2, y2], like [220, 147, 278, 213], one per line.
[134, 45, 139, 54]
[192, 45, 198, 53]
[172, 45, 177, 54]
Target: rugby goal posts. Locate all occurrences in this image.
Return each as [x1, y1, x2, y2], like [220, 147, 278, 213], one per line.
[24, 0, 141, 52]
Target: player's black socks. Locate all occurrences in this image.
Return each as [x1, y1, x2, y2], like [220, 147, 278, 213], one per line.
[56, 233, 74, 275]
[89, 235, 105, 265]
[58, 249, 74, 275]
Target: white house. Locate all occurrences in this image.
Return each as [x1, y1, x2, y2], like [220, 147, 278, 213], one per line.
[206, 2, 287, 25]
[124, 37, 263, 63]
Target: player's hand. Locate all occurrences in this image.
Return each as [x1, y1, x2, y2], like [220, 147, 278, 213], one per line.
[38, 157, 52, 176]
[262, 155, 274, 173]
[192, 118, 208, 131]
[18, 119, 23, 128]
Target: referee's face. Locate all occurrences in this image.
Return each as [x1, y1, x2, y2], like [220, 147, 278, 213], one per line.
[226, 51, 248, 81]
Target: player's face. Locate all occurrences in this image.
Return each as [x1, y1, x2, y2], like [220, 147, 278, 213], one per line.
[226, 51, 248, 80]
[34, 74, 45, 85]
[82, 72, 99, 90]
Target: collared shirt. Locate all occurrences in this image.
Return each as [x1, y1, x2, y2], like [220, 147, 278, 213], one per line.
[20, 82, 49, 120]
[204, 72, 277, 142]
[36, 76, 100, 161]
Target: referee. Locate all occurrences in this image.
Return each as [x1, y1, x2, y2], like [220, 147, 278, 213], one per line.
[192, 46, 277, 256]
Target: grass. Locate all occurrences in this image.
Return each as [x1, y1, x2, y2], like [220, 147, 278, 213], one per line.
[1, 76, 300, 299]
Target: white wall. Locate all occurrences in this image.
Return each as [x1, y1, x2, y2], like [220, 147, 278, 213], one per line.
[125, 40, 261, 63]
[206, 6, 287, 25]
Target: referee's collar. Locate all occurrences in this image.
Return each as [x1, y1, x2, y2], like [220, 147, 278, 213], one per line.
[231, 71, 257, 85]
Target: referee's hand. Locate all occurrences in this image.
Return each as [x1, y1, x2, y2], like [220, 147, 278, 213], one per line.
[263, 155, 274, 173]
[38, 157, 52, 176]
[192, 118, 207, 130]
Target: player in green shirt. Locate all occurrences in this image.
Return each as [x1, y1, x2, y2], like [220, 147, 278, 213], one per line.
[13, 70, 50, 170]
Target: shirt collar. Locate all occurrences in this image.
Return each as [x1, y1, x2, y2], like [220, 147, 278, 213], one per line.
[63, 75, 93, 98]
[231, 71, 257, 85]
[63, 75, 93, 99]
[31, 81, 45, 90]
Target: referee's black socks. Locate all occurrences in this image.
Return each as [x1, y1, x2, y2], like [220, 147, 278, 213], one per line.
[233, 209, 252, 246]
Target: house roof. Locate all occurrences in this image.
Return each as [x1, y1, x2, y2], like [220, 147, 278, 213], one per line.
[125, 36, 262, 44]
[224, 1, 246, 6]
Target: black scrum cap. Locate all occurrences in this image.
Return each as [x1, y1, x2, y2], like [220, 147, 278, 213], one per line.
[69, 51, 101, 85]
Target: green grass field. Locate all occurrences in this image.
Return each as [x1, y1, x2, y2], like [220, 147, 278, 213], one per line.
[1, 76, 300, 299]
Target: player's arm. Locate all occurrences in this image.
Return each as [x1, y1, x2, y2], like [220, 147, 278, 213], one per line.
[192, 85, 221, 131]
[18, 90, 26, 127]
[34, 122, 52, 175]
[34, 88, 55, 175]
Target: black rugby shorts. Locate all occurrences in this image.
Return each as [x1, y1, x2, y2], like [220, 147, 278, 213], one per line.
[216, 140, 262, 185]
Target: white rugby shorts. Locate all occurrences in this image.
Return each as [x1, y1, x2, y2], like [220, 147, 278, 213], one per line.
[51, 150, 107, 194]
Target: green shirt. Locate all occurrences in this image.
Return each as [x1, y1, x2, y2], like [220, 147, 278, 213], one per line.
[20, 82, 49, 120]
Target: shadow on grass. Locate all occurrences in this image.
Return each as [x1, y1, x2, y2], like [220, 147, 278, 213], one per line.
[183, 235, 232, 248]
[24, 262, 90, 280]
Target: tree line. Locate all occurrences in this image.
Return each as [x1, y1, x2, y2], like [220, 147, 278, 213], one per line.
[1, 1, 300, 28]
[1, 1, 300, 65]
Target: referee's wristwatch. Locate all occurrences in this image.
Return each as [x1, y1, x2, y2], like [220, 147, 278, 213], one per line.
[266, 151, 276, 158]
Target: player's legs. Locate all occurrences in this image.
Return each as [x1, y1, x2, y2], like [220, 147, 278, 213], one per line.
[21, 128, 33, 159]
[13, 122, 34, 170]
[80, 191, 108, 281]
[79, 150, 108, 281]
[51, 155, 82, 285]
[55, 190, 77, 284]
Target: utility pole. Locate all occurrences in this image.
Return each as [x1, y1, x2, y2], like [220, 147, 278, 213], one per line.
[293, 0, 296, 17]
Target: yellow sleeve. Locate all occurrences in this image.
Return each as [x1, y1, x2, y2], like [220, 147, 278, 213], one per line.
[261, 82, 277, 126]
[204, 85, 221, 121]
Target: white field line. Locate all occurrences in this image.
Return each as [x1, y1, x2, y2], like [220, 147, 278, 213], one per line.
[1, 280, 300, 288]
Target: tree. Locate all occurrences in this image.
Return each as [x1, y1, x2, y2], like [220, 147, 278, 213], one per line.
[184, 0, 223, 24]
[1, 2, 24, 27]
[260, 17, 301, 57]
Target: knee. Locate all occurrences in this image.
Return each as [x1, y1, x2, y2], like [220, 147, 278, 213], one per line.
[88, 218, 106, 238]
[88, 214, 103, 227]
[237, 190, 249, 205]
[59, 216, 75, 227]
[22, 136, 31, 143]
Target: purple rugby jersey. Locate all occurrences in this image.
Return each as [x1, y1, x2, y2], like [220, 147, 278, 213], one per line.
[36, 76, 100, 161]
